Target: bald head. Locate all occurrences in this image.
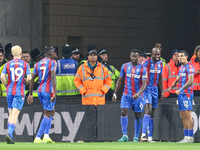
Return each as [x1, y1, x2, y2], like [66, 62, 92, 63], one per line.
[151, 48, 160, 62]
[11, 45, 22, 56]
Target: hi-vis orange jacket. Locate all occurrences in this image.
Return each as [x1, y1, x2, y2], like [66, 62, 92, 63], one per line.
[190, 58, 200, 90]
[74, 61, 112, 106]
[163, 59, 180, 97]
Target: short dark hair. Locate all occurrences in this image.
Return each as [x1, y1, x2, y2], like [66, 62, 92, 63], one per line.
[179, 50, 188, 56]
[22, 51, 30, 54]
[44, 45, 55, 54]
[130, 49, 139, 54]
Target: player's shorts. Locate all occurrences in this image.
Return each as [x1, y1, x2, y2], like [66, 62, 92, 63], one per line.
[178, 93, 193, 111]
[120, 94, 145, 112]
[7, 95, 25, 110]
[38, 92, 56, 111]
[143, 86, 158, 108]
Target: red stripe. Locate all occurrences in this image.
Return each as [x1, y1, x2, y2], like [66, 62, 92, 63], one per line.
[131, 66, 135, 95]
[139, 66, 143, 88]
[38, 60, 45, 92]
[124, 64, 128, 95]
[146, 60, 151, 85]
[179, 67, 183, 89]
[12, 59, 19, 95]
[154, 63, 158, 86]
[21, 62, 27, 96]
[46, 60, 51, 92]
[6, 62, 11, 94]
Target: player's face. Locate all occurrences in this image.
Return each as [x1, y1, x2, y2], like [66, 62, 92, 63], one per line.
[172, 52, 179, 62]
[88, 53, 98, 62]
[152, 49, 160, 62]
[22, 53, 31, 63]
[138, 56, 145, 64]
[71, 53, 80, 61]
[130, 52, 139, 64]
[0, 52, 4, 63]
[100, 53, 108, 62]
[178, 53, 187, 64]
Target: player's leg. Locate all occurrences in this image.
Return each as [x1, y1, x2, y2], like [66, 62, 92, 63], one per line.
[133, 96, 143, 142]
[34, 92, 46, 143]
[177, 111, 188, 143]
[6, 95, 24, 144]
[148, 87, 158, 142]
[7, 95, 13, 129]
[7, 109, 12, 129]
[43, 108, 55, 143]
[185, 110, 193, 143]
[134, 112, 142, 142]
[141, 104, 151, 141]
[177, 94, 193, 143]
[118, 95, 130, 142]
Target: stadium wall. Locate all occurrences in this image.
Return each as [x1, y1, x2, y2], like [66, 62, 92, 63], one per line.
[0, 96, 200, 142]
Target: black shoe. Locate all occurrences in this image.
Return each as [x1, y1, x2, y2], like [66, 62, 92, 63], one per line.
[5, 134, 15, 144]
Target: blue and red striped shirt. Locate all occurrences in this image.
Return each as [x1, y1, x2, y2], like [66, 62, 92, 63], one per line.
[2, 58, 31, 96]
[120, 62, 147, 97]
[33, 58, 57, 93]
[178, 62, 194, 94]
[143, 58, 163, 87]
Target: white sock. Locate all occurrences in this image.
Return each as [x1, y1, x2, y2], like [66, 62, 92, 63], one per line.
[44, 134, 49, 139]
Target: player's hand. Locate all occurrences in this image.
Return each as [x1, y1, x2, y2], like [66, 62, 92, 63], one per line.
[175, 90, 181, 95]
[132, 93, 139, 100]
[50, 94, 56, 103]
[160, 92, 165, 100]
[112, 93, 117, 102]
[27, 95, 33, 105]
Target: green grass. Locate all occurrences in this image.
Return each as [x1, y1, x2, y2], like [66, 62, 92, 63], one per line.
[0, 142, 199, 150]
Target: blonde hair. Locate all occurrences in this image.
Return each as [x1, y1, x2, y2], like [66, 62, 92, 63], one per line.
[11, 45, 22, 56]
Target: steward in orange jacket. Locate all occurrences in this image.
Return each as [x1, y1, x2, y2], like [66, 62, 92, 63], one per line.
[74, 44, 112, 106]
[163, 49, 180, 98]
[190, 46, 200, 94]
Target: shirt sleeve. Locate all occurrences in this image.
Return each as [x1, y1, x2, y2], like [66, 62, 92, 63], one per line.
[187, 64, 195, 75]
[51, 60, 57, 71]
[119, 64, 125, 78]
[26, 63, 31, 75]
[160, 61, 163, 74]
[142, 66, 148, 80]
[2, 63, 7, 74]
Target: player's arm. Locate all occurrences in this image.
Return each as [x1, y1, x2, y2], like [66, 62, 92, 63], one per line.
[25, 74, 32, 85]
[168, 75, 180, 92]
[159, 74, 165, 99]
[50, 70, 57, 102]
[27, 73, 37, 105]
[0, 73, 7, 87]
[133, 79, 147, 99]
[112, 76, 123, 101]
[176, 74, 193, 95]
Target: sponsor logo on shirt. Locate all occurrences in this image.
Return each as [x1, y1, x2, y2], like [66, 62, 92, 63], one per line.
[180, 73, 186, 76]
[149, 70, 161, 73]
[126, 74, 140, 78]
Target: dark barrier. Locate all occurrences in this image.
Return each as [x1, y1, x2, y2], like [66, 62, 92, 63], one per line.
[0, 96, 200, 142]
